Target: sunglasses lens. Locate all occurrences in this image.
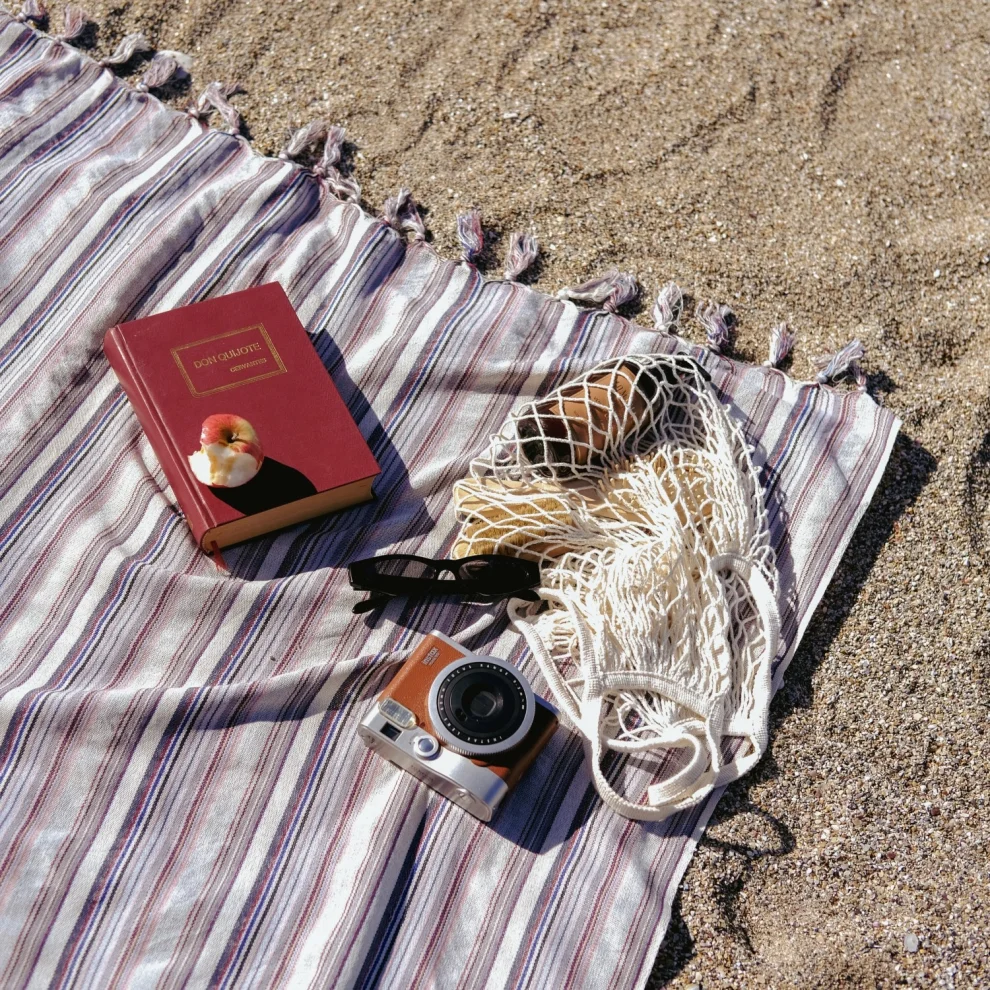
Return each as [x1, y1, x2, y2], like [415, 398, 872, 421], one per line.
[372, 557, 439, 579]
[455, 556, 537, 590]
[456, 559, 497, 581]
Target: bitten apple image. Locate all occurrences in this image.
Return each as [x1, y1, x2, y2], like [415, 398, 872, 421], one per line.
[188, 414, 264, 488]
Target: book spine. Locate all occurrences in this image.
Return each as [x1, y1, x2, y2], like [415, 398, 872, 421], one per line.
[103, 325, 214, 550]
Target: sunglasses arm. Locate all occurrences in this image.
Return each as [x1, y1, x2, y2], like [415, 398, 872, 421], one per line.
[353, 592, 394, 614]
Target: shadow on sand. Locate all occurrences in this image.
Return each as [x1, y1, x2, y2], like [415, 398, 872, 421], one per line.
[651, 428, 937, 984]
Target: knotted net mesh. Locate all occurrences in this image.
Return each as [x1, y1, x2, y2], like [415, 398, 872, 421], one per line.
[452, 354, 780, 820]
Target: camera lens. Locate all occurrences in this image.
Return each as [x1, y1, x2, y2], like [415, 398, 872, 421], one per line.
[428, 657, 536, 757]
[466, 688, 497, 719]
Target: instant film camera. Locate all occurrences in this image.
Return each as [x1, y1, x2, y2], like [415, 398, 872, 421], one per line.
[358, 631, 558, 821]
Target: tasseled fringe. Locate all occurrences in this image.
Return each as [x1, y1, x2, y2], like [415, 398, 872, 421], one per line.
[815, 339, 866, 387]
[12, 6, 880, 399]
[603, 271, 638, 313]
[652, 281, 683, 333]
[696, 300, 735, 353]
[765, 322, 796, 367]
[136, 50, 192, 92]
[15, 0, 46, 24]
[850, 360, 867, 389]
[323, 168, 361, 204]
[316, 124, 345, 170]
[187, 81, 244, 133]
[279, 119, 327, 160]
[277, 121, 362, 201]
[313, 125, 361, 203]
[383, 188, 427, 241]
[556, 273, 617, 307]
[504, 231, 538, 282]
[99, 32, 151, 67]
[556, 269, 638, 314]
[457, 209, 484, 264]
[55, 4, 89, 41]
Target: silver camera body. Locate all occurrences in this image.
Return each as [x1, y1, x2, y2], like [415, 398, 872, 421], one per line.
[358, 631, 558, 821]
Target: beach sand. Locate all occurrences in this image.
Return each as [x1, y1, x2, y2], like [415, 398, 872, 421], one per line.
[44, 0, 990, 985]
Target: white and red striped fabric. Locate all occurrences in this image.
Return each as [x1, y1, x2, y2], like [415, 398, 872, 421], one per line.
[0, 15, 899, 989]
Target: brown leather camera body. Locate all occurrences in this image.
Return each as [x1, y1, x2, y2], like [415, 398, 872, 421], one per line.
[382, 632, 558, 791]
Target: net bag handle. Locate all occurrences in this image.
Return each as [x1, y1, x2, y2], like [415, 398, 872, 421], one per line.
[511, 553, 780, 821]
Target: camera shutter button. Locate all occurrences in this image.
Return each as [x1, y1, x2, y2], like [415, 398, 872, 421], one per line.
[412, 734, 440, 760]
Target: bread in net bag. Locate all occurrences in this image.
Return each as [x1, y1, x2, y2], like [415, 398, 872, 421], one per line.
[452, 353, 780, 821]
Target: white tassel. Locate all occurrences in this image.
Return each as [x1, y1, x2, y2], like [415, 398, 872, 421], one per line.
[55, 4, 89, 41]
[696, 300, 735, 353]
[765, 322, 796, 367]
[457, 210, 484, 263]
[136, 51, 192, 92]
[556, 269, 638, 314]
[279, 120, 327, 160]
[159, 50, 194, 73]
[557, 274, 611, 306]
[383, 188, 427, 241]
[652, 281, 683, 333]
[15, 0, 47, 24]
[209, 81, 245, 134]
[504, 232, 538, 281]
[187, 81, 244, 133]
[322, 125, 345, 167]
[603, 271, 638, 313]
[187, 83, 211, 120]
[324, 169, 361, 203]
[99, 32, 152, 67]
[313, 125, 361, 203]
[814, 339, 866, 385]
[850, 360, 867, 390]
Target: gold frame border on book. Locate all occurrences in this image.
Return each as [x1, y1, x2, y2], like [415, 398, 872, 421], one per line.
[170, 324, 288, 397]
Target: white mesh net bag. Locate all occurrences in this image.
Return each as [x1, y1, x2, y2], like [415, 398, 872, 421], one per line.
[452, 354, 781, 821]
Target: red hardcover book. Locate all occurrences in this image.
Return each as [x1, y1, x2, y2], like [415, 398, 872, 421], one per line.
[104, 282, 380, 552]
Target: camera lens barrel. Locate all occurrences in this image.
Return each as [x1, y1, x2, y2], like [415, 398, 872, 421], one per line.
[428, 656, 536, 757]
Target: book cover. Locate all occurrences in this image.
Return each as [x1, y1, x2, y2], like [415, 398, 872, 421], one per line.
[104, 282, 380, 552]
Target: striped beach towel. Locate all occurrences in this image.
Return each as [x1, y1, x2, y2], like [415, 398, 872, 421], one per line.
[0, 13, 899, 990]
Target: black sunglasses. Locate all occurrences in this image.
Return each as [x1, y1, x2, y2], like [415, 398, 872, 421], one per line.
[347, 553, 541, 614]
